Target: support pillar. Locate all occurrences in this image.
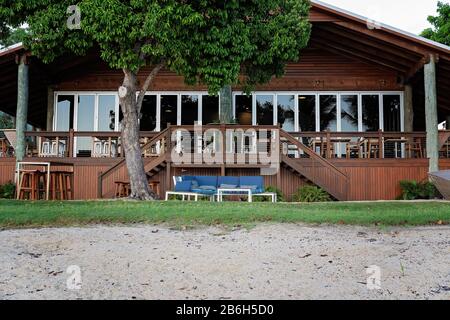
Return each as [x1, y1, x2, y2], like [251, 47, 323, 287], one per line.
[15, 54, 29, 161]
[219, 85, 233, 124]
[46, 86, 55, 131]
[446, 116, 450, 130]
[404, 84, 414, 132]
[424, 54, 439, 173]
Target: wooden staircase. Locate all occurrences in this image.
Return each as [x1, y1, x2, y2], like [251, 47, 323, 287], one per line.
[98, 128, 171, 198]
[98, 126, 349, 201]
[279, 130, 349, 200]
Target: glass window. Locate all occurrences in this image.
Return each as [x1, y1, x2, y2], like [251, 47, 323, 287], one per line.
[98, 95, 116, 132]
[340, 95, 358, 132]
[160, 95, 178, 129]
[298, 95, 316, 132]
[383, 95, 401, 132]
[319, 95, 337, 131]
[256, 95, 274, 125]
[55, 95, 74, 131]
[235, 95, 252, 125]
[181, 95, 199, 125]
[140, 95, 157, 131]
[277, 95, 295, 132]
[202, 95, 219, 125]
[362, 95, 380, 132]
[76, 95, 95, 155]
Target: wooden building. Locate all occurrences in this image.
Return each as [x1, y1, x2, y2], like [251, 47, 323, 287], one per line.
[0, 1, 449, 201]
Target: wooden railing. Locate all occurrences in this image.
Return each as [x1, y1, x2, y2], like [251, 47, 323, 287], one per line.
[97, 127, 172, 198]
[288, 130, 430, 159]
[22, 130, 157, 158]
[8, 128, 450, 160]
[280, 130, 349, 200]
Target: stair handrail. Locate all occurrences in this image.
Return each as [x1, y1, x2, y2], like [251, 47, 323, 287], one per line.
[279, 130, 349, 181]
[98, 127, 171, 197]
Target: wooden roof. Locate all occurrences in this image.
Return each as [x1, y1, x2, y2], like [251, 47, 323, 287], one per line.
[0, 1, 449, 127]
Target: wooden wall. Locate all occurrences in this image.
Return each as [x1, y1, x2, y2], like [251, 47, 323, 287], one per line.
[55, 48, 402, 92]
[2, 158, 449, 201]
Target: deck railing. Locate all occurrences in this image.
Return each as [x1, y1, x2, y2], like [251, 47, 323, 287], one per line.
[0, 128, 448, 160]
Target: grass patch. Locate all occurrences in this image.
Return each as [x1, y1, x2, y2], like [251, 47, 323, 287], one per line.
[0, 200, 449, 229]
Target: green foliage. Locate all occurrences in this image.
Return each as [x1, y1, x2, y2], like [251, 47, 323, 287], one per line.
[293, 185, 331, 203]
[421, 1, 449, 46]
[0, 182, 15, 199]
[0, 27, 27, 48]
[0, 112, 14, 129]
[253, 186, 284, 202]
[399, 180, 440, 200]
[0, 0, 311, 93]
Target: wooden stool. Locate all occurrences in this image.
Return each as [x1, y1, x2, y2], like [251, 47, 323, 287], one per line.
[115, 181, 130, 198]
[48, 171, 74, 200]
[148, 181, 161, 197]
[18, 170, 41, 200]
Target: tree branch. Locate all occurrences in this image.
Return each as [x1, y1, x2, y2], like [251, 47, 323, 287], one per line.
[136, 61, 165, 114]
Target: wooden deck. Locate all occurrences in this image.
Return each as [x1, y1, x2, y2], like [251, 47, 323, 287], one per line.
[1, 127, 450, 201]
[1, 157, 450, 201]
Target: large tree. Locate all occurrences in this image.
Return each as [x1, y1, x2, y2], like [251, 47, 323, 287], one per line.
[421, 1, 449, 46]
[0, 26, 27, 48]
[0, 0, 311, 200]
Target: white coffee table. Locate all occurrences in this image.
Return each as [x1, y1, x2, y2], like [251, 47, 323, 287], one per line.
[216, 188, 252, 202]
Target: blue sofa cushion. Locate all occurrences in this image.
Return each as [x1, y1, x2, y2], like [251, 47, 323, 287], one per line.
[218, 176, 240, 187]
[191, 187, 216, 195]
[220, 184, 238, 189]
[175, 181, 193, 192]
[239, 176, 264, 193]
[195, 176, 218, 187]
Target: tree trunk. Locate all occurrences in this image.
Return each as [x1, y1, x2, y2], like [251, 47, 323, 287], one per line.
[119, 70, 156, 200]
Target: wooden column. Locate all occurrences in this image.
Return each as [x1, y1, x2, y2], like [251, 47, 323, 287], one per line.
[424, 54, 439, 173]
[46, 86, 55, 131]
[404, 84, 414, 132]
[446, 116, 450, 130]
[15, 54, 30, 161]
[219, 85, 233, 124]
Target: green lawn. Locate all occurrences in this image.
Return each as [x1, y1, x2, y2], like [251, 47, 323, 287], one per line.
[0, 200, 449, 229]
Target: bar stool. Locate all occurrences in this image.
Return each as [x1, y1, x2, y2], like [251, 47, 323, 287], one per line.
[47, 171, 74, 200]
[148, 181, 161, 197]
[115, 181, 131, 198]
[17, 170, 41, 200]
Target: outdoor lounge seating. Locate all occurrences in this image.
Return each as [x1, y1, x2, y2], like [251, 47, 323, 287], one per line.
[165, 176, 277, 202]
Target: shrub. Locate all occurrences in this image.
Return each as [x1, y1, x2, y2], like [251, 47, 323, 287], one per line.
[0, 182, 15, 199]
[293, 185, 331, 203]
[253, 186, 284, 202]
[399, 180, 440, 200]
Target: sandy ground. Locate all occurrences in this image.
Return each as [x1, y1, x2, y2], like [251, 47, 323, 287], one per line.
[0, 224, 449, 300]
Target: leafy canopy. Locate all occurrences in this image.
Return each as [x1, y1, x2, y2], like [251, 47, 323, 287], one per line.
[421, 1, 449, 46]
[0, 27, 27, 48]
[0, 0, 311, 93]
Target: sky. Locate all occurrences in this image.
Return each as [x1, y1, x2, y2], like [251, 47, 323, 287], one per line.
[318, 0, 445, 35]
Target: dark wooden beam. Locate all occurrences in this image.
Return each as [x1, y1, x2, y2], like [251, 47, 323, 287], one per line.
[316, 23, 422, 63]
[313, 28, 414, 68]
[334, 21, 431, 56]
[311, 38, 409, 73]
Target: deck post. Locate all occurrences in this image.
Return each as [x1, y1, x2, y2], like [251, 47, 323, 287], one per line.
[15, 54, 30, 161]
[46, 86, 55, 131]
[404, 84, 414, 132]
[424, 54, 439, 173]
[219, 85, 233, 124]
